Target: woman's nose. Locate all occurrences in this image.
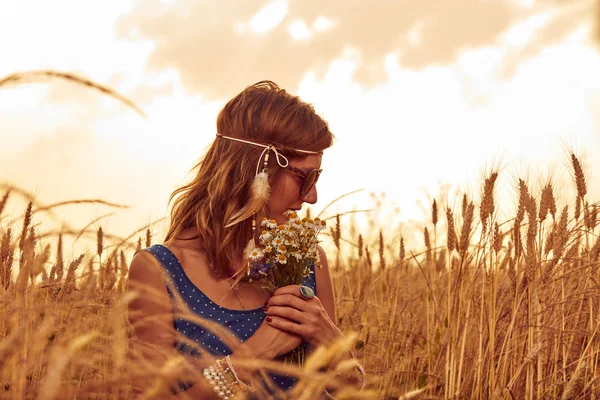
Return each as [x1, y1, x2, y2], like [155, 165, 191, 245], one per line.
[301, 186, 318, 204]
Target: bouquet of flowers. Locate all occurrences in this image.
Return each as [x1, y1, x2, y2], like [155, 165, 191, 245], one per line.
[243, 210, 326, 365]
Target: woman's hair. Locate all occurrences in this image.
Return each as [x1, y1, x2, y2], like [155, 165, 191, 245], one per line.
[165, 81, 334, 277]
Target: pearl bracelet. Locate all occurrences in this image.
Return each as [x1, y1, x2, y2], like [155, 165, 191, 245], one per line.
[203, 355, 256, 399]
[203, 361, 236, 399]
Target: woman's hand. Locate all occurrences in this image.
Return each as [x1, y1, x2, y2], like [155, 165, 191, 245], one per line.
[264, 285, 343, 348]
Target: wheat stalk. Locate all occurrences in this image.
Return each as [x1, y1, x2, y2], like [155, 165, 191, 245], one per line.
[480, 171, 498, 232]
[571, 153, 587, 199]
[0, 190, 10, 219]
[459, 201, 474, 259]
[398, 236, 405, 263]
[447, 207, 456, 253]
[378, 231, 385, 271]
[0, 70, 146, 117]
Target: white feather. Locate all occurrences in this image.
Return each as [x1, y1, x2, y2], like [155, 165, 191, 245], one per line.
[226, 172, 271, 227]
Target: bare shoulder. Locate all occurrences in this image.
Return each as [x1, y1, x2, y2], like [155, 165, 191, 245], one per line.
[316, 245, 330, 273]
[127, 249, 172, 332]
[127, 249, 171, 310]
[128, 249, 165, 287]
[126, 249, 176, 368]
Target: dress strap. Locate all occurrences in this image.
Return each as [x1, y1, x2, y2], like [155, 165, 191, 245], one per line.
[144, 244, 185, 276]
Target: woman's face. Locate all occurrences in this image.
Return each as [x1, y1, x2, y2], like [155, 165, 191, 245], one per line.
[267, 154, 322, 224]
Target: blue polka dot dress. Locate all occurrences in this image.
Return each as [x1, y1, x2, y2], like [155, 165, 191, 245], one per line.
[144, 244, 318, 394]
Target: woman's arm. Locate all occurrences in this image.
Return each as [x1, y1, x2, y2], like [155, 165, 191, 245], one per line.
[314, 245, 337, 325]
[127, 250, 221, 399]
[127, 250, 304, 398]
[315, 246, 366, 389]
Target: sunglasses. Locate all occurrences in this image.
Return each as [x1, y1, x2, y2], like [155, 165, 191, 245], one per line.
[287, 166, 322, 197]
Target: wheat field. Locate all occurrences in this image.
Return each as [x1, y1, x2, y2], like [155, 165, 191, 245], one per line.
[2, 152, 600, 399]
[3, 72, 600, 399]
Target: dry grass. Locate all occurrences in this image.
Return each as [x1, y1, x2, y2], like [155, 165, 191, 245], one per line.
[3, 153, 600, 399]
[0, 71, 146, 118]
[329, 153, 600, 400]
[4, 70, 600, 398]
[0, 190, 379, 399]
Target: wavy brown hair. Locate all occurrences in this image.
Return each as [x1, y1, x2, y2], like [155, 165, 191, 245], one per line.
[165, 81, 334, 277]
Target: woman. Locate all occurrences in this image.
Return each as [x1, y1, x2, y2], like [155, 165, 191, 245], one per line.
[127, 81, 362, 399]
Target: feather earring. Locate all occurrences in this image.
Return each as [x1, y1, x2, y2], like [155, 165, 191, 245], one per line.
[226, 158, 271, 228]
[228, 148, 272, 279]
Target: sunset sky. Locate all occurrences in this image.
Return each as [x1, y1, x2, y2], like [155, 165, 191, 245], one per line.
[1, 0, 600, 248]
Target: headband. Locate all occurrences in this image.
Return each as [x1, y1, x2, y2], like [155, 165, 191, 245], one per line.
[216, 133, 321, 175]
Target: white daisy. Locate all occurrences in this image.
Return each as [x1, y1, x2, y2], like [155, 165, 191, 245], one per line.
[259, 230, 272, 242]
[248, 249, 264, 261]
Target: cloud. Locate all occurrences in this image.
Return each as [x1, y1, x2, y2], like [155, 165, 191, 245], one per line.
[114, 0, 514, 97]
[498, 1, 595, 79]
[116, 0, 591, 99]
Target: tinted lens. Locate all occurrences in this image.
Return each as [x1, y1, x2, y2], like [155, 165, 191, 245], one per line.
[301, 170, 319, 197]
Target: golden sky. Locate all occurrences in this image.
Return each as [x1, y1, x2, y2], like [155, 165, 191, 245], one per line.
[1, 0, 600, 244]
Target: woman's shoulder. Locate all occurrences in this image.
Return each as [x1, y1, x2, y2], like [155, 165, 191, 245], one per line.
[315, 245, 330, 271]
[128, 245, 169, 287]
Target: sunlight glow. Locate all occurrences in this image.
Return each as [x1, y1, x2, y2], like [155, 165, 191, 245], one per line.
[501, 10, 556, 46]
[511, 0, 536, 8]
[1, 0, 599, 241]
[249, 0, 288, 34]
[288, 19, 311, 40]
[313, 16, 335, 32]
[288, 16, 336, 40]
[407, 19, 426, 47]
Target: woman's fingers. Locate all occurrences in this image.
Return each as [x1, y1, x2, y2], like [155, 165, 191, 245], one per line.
[265, 305, 306, 324]
[267, 293, 319, 312]
[265, 316, 316, 342]
[272, 284, 310, 299]
[266, 285, 332, 347]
